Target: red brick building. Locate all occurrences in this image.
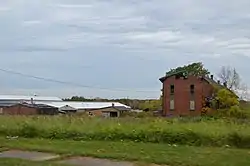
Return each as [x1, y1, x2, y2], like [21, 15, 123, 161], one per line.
[0, 103, 58, 115]
[159, 71, 222, 117]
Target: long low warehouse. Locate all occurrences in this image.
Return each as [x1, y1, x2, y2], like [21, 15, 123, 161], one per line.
[36, 101, 131, 112]
[0, 95, 131, 117]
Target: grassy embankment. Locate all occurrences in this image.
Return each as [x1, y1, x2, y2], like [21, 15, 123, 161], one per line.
[1, 116, 250, 148]
[2, 137, 250, 166]
[1, 116, 250, 166]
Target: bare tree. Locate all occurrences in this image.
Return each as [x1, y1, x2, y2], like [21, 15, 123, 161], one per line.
[218, 66, 241, 91]
[239, 83, 249, 100]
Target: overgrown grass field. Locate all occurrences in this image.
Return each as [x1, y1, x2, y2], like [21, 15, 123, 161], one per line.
[1, 116, 250, 148]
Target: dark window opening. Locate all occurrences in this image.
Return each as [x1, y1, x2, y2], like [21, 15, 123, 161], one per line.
[190, 84, 195, 94]
[170, 85, 174, 94]
[175, 75, 181, 79]
[205, 97, 211, 108]
[110, 112, 118, 117]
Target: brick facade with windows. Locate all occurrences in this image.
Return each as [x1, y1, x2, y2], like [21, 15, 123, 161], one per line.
[159, 72, 215, 116]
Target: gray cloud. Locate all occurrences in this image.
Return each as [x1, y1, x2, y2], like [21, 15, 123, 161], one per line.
[0, 0, 250, 98]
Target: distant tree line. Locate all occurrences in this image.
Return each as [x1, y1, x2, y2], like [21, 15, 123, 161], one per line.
[63, 96, 162, 112]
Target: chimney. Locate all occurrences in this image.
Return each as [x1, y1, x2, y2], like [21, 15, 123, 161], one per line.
[223, 81, 227, 88]
[210, 75, 214, 80]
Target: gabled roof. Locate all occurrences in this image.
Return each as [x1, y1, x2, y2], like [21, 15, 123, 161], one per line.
[33, 101, 131, 110]
[0, 103, 16, 107]
[59, 105, 77, 111]
[112, 106, 131, 111]
[89, 105, 131, 112]
[8, 103, 57, 109]
[159, 70, 188, 82]
[160, 70, 221, 87]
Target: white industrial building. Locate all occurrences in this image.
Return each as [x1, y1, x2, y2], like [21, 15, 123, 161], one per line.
[35, 101, 131, 113]
[0, 95, 131, 113]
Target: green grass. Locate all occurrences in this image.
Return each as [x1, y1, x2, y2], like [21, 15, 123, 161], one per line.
[1, 137, 250, 166]
[1, 116, 250, 148]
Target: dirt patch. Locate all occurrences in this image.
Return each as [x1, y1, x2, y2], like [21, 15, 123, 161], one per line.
[57, 156, 135, 166]
[0, 150, 60, 161]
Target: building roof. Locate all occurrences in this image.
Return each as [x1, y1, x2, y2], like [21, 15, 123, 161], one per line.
[159, 70, 188, 82]
[33, 101, 131, 110]
[0, 103, 16, 107]
[105, 106, 131, 111]
[203, 77, 239, 98]
[59, 105, 77, 111]
[88, 105, 131, 112]
[203, 77, 224, 88]
[8, 103, 57, 109]
[31, 104, 58, 109]
[113, 106, 131, 111]
[0, 95, 62, 101]
[160, 70, 221, 86]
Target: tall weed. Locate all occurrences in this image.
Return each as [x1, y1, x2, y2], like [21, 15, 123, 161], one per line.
[1, 116, 250, 148]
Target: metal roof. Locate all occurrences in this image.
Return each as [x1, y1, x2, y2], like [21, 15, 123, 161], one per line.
[0, 103, 15, 107]
[8, 103, 58, 109]
[110, 106, 131, 111]
[0, 95, 62, 101]
[34, 101, 131, 110]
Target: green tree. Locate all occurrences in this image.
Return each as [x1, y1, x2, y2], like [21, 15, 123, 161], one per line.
[138, 99, 161, 112]
[215, 89, 249, 118]
[216, 89, 239, 109]
[166, 62, 210, 77]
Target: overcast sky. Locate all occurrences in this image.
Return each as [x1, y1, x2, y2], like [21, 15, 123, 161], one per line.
[0, 0, 250, 99]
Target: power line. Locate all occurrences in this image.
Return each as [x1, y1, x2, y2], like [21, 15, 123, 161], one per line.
[0, 68, 159, 93]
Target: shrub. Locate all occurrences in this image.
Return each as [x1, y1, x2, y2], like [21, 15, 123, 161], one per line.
[216, 89, 239, 108]
[216, 106, 250, 119]
[228, 106, 248, 119]
[122, 111, 153, 118]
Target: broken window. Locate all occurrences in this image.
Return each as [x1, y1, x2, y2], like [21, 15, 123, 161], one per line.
[170, 100, 174, 110]
[190, 84, 195, 94]
[170, 85, 174, 94]
[190, 100, 195, 111]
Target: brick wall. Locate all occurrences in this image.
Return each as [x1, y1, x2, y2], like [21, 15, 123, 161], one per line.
[2, 105, 38, 115]
[162, 75, 213, 116]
